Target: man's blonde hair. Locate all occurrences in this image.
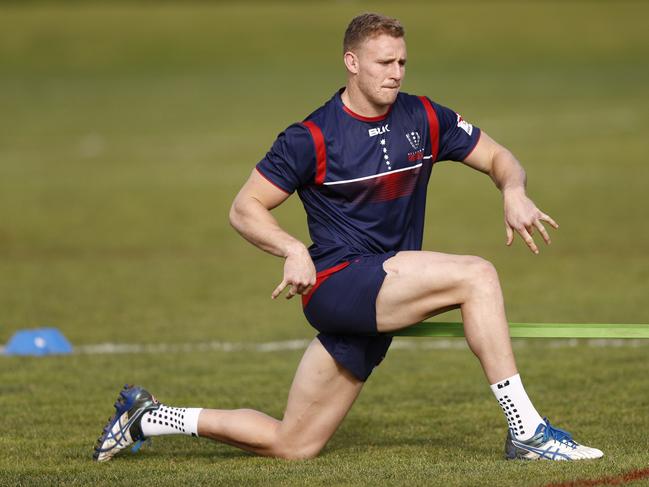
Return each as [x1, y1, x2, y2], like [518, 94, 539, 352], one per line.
[343, 13, 405, 54]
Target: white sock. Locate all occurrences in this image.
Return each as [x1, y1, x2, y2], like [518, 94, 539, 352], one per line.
[490, 374, 544, 441]
[141, 404, 203, 438]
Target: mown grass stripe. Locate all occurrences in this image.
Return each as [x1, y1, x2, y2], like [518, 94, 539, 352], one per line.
[3, 329, 648, 357]
[50, 337, 649, 356]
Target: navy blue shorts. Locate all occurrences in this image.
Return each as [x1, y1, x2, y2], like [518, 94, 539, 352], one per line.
[302, 252, 395, 382]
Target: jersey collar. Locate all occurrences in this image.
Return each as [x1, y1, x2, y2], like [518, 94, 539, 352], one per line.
[336, 88, 393, 122]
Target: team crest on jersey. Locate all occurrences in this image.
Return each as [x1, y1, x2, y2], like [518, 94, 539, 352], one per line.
[456, 114, 473, 136]
[405, 131, 421, 150]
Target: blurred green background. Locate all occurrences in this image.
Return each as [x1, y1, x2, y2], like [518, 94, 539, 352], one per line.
[0, 2, 648, 485]
[1, 1, 647, 347]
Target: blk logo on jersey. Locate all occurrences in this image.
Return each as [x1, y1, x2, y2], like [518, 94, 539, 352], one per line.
[368, 124, 390, 137]
[497, 380, 510, 389]
[405, 131, 421, 150]
[456, 114, 473, 136]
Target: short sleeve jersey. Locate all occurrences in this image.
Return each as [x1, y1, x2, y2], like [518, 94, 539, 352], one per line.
[256, 89, 481, 273]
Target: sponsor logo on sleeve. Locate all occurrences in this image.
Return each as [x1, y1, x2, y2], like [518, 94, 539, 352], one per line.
[456, 114, 473, 136]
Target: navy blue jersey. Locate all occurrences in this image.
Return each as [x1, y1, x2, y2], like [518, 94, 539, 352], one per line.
[257, 89, 481, 273]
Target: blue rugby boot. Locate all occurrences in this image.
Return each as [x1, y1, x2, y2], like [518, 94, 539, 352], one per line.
[505, 418, 603, 461]
[93, 384, 159, 462]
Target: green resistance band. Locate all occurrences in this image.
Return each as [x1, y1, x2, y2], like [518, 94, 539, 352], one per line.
[392, 322, 649, 339]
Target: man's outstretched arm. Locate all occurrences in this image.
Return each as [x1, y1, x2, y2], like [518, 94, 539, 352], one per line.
[461, 132, 558, 254]
[229, 169, 316, 299]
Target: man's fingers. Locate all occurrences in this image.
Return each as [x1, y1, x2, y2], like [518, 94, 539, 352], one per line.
[271, 279, 288, 299]
[275, 280, 314, 300]
[534, 219, 551, 245]
[540, 212, 559, 229]
[517, 227, 539, 254]
[285, 284, 297, 300]
[296, 283, 313, 295]
[506, 225, 514, 246]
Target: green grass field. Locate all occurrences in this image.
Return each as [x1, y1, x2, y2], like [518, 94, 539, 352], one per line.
[1, 2, 648, 486]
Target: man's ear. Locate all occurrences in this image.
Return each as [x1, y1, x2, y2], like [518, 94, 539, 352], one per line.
[344, 51, 359, 75]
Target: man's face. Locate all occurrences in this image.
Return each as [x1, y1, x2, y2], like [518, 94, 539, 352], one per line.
[352, 34, 407, 107]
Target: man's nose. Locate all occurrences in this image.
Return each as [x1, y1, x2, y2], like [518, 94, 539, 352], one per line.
[391, 62, 402, 80]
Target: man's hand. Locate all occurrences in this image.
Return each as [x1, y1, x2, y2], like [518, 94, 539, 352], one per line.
[503, 188, 558, 254]
[271, 244, 317, 299]
[230, 170, 316, 299]
[460, 131, 559, 254]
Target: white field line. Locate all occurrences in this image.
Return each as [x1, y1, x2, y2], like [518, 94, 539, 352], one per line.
[1, 338, 646, 357]
[73, 339, 312, 355]
[73, 337, 648, 355]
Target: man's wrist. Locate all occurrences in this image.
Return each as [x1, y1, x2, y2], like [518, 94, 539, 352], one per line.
[502, 185, 526, 198]
[283, 240, 308, 259]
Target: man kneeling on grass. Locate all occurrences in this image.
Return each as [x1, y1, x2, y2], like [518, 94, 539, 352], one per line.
[94, 12, 602, 462]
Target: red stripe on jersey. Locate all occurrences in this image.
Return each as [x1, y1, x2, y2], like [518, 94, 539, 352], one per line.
[302, 121, 327, 185]
[370, 165, 421, 203]
[301, 261, 350, 308]
[321, 165, 423, 204]
[418, 96, 440, 161]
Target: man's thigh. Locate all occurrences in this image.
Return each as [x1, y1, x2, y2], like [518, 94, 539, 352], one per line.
[275, 338, 364, 457]
[376, 250, 488, 332]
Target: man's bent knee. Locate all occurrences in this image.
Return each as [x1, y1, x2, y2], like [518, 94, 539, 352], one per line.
[464, 256, 501, 297]
[271, 439, 324, 460]
[470, 256, 498, 277]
